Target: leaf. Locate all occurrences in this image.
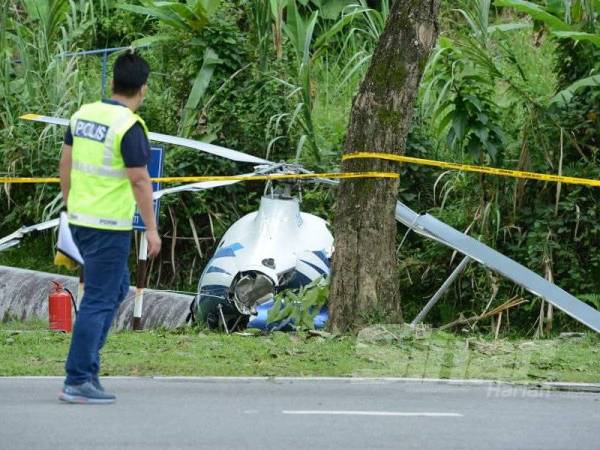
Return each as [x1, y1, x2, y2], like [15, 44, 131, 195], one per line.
[435, 108, 455, 137]
[494, 0, 572, 31]
[192, 0, 221, 18]
[119, 0, 218, 34]
[117, 3, 189, 31]
[165, 3, 207, 31]
[283, 0, 304, 60]
[552, 31, 600, 48]
[181, 47, 222, 136]
[320, 0, 354, 20]
[130, 34, 177, 48]
[452, 108, 468, 144]
[545, 0, 565, 17]
[294, 134, 308, 161]
[314, 8, 366, 50]
[302, 11, 319, 66]
[550, 75, 600, 107]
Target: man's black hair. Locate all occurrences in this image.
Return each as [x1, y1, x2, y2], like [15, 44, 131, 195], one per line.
[112, 52, 150, 97]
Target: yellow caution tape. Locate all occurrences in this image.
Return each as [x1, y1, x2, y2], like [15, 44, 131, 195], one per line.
[343, 152, 600, 188]
[0, 171, 399, 184]
[0, 177, 62, 184]
[4, 152, 599, 187]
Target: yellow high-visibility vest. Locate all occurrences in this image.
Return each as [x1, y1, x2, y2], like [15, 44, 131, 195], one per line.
[67, 101, 148, 230]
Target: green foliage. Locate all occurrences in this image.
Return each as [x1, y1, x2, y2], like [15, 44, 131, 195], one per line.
[118, 0, 221, 38]
[496, 0, 600, 100]
[180, 48, 222, 136]
[495, 0, 574, 31]
[267, 276, 329, 330]
[551, 74, 600, 106]
[2, 0, 600, 336]
[0, 0, 97, 229]
[422, 1, 507, 163]
[397, 0, 600, 334]
[119, 0, 223, 137]
[278, 0, 321, 161]
[579, 293, 600, 310]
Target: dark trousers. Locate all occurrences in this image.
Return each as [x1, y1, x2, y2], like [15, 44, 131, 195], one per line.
[65, 225, 131, 385]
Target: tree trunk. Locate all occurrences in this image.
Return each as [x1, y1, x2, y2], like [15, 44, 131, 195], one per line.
[329, 0, 440, 332]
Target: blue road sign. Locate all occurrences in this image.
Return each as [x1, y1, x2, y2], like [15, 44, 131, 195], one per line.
[133, 145, 164, 231]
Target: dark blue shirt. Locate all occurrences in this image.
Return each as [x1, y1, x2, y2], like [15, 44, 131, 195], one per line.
[64, 99, 150, 168]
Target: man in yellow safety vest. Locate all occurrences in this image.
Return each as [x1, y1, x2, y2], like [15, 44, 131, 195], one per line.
[58, 52, 161, 404]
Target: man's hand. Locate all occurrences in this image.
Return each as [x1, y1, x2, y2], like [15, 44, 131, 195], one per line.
[146, 229, 161, 258]
[127, 166, 162, 258]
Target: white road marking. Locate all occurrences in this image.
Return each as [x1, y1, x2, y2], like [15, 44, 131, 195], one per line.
[282, 410, 463, 417]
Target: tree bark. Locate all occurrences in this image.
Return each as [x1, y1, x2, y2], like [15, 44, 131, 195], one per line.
[329, 0, 440, 332]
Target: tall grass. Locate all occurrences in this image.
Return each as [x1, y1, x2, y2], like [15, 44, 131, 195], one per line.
[263, 0, 390, 165]
[0, 0, 98, 227]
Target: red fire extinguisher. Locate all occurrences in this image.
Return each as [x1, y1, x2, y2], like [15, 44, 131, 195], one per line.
[49, 281, 77, 332]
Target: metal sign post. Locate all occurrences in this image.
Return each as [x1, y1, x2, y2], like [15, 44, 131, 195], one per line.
[132, 146, 164, 330]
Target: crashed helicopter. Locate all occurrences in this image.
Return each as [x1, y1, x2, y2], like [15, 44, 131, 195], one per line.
[2, 113, 600, 334]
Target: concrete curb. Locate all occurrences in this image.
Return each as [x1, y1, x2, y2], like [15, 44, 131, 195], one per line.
[0, 265, 192, 329]
[2, 376, 599, 393]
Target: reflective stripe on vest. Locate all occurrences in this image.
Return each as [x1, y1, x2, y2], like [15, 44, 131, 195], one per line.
[71, 160, 127, 178]
[68, 212, 133, 229]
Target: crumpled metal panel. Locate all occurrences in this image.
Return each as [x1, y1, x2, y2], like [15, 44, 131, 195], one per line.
[0, 219, 59, 252]
[395, 201, 600, 333]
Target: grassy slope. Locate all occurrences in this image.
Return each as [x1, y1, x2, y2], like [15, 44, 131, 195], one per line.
[1, 320, 599, 382]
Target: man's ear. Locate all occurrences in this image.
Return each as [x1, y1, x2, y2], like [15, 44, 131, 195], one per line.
[141, 84, 148, 96]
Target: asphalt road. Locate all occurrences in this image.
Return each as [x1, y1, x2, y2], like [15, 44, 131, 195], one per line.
[1, 377, 599, 450]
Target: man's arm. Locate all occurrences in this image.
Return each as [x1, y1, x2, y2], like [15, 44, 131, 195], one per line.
[126, 167, 161, 257]
[59, 144, 72, 206]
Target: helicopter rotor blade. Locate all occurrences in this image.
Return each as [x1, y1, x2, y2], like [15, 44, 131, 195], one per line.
[20, 114, 69, 127]
[153, 179, 243, 200]
[20, 114, 273, 165]
[395, 201, 600, 334]
[148, 132, 270, 165]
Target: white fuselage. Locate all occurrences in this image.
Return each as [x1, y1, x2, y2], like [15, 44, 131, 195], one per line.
[196, 195, 333, 314]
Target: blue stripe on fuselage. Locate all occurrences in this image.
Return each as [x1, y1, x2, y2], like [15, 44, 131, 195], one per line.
[312, 250, 331, 268]
[206, 266, 231, 275]
[300, 259, 328, 276]
[214, 242, 243, 259]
